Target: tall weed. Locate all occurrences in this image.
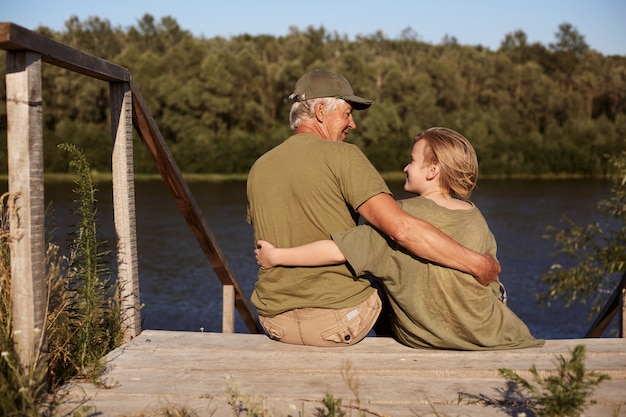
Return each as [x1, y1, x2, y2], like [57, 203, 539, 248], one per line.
[48, 143, 122, 385]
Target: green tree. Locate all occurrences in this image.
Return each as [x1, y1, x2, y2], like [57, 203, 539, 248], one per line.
[549, 22, 590, 93]
[550, 22, 589, 57]
[1, 17, 625, 176]
[61, 15, 124, 58]
[500, 30, 530, 64]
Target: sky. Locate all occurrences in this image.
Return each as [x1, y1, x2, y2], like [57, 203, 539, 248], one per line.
[1, 0, 625, 56]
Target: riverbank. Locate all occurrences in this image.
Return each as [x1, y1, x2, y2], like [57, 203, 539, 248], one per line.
[0, 171, 609, 184]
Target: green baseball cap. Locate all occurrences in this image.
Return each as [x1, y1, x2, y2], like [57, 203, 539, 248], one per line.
[289, 69, 373, 110]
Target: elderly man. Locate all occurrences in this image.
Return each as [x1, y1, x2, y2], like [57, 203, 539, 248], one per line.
[246, 69, 500, 347]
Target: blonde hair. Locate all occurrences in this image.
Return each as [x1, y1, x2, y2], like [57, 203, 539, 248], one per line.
[414, 127, 478, 199]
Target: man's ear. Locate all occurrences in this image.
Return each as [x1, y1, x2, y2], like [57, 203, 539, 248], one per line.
[426, 162, 439, 180]
[314, 101, 325, 122]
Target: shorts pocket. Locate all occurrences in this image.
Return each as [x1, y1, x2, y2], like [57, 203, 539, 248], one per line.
[259, 315, 285, 341]
[320, 311, 362, 344]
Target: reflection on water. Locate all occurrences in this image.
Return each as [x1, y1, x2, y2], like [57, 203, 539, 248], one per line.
[3, 178, 617, 339]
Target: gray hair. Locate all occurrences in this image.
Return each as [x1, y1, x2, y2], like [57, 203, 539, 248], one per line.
[289, 97, 342, 130]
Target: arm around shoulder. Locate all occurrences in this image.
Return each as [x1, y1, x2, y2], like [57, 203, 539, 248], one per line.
[357, 193, 501, 285]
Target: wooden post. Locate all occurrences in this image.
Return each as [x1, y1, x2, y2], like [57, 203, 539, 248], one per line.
[6, 50, 47, 371]
[619, 279, 626, 337]
[110, 82, 142, 341]
[222, 285, 235, 333]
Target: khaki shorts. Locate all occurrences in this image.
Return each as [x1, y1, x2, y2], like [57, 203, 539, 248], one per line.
[259, 291, 381, 347]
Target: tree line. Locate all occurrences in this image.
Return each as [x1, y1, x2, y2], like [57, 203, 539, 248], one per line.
[0, 15, 625, 177]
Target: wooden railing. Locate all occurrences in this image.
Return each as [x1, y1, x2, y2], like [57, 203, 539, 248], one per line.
[1, 22, 260, 370]
[586, 271, 625, 338]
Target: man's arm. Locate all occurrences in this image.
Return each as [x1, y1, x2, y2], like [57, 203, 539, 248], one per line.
[357, 193, 500, 286]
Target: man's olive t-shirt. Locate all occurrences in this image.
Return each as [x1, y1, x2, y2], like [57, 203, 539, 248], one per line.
[247, 133, 391, 316]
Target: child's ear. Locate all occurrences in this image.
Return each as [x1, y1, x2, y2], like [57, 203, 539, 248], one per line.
[426, 162, 439, 180]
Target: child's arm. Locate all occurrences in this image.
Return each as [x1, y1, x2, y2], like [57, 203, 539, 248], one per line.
[255, 239, 346, 269]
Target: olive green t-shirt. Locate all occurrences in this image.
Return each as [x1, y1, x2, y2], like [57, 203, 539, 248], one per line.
[247, 133, 391, 316]
[332, 197, 545, 350]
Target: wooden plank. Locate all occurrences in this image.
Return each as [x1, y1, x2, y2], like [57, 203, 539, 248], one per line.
[129, 80, 261, 334]
[67, 366, 626, 403]
[58, 397, 624, 417]
[0, 22, 129, 82]
[95, 337, 626, 378]
[110, 82, 142, 341]
[222, 285, 235, 333]
[59, 331, 626, 417]
[64, 377, 626, 417]
[6, 50, 47, 372]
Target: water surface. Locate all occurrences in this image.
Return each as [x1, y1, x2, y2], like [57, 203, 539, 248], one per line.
[8, 178, 618, 339]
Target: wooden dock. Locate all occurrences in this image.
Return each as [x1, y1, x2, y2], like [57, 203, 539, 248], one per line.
[59, 330, 626, 417]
